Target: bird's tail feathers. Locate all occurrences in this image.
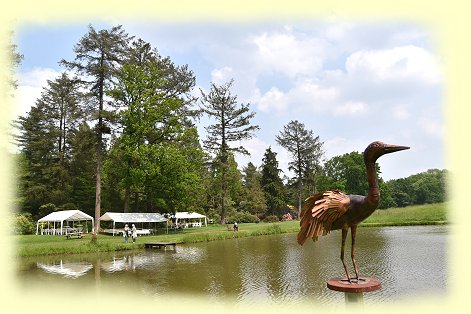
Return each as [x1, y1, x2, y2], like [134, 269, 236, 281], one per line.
[297, 193, 324, 245]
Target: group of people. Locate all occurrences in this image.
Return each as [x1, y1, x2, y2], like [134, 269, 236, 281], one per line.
[123, 224, 137, 243]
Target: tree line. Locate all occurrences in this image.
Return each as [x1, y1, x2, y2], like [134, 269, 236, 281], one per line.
[10, 25, 447, 234]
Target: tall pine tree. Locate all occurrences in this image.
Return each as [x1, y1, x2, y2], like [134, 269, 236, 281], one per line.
[276, 120, 323, 217]
[260, 147, 286, 218]
[200, 79, 259, 223]
[60, 25, 132, 237]
[15, 73, 83, 216]
[240, 162, 267, 218]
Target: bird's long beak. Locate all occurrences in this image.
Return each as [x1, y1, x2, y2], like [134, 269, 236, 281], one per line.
[384, 144, 410, 154]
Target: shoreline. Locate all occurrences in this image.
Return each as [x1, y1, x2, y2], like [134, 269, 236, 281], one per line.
[16, 220, 448, 258]
[15, 202, 447, 257]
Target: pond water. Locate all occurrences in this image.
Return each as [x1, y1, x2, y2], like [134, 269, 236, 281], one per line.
[16, 225, 447, 305]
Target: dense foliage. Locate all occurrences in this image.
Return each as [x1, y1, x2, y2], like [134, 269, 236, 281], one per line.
[12, 25, 447, 234]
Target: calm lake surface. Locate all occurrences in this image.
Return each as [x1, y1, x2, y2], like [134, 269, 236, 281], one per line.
[17, 225, 447, 305]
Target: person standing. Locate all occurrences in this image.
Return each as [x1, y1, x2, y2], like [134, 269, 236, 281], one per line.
[131, 224, 137, 243]
[124, 224, 130, 243]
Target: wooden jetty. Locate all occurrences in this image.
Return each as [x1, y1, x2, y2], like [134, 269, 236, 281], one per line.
[144, 242, 177, 250]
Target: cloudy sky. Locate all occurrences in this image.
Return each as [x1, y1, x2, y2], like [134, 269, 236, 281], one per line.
[14, 20, 444, 181]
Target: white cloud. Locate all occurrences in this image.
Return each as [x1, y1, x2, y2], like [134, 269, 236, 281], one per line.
[346, 45, 441, 84]
[253, 87, 288, 113]
[251, 29, 325, 78]
[210, 66, 233, 84]
[15, 67, 61, 118]
[251, 80, 338, 114]
[290, 79, 338, 105]
[418, 117, 444, 139]
[392, 105, 410, 120]
[333, 101, 368, 116]
[323, 137, 366, 159]
[323, 22, 354, 42]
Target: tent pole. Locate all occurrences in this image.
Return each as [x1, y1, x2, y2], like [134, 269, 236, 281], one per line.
[36, 222, 39, 235]
[113, 221, 115, 236]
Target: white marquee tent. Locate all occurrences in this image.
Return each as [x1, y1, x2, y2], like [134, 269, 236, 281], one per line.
[99, 212, 167, 235]
[173, 211, 207, 227]
[36, 210, 94, 235]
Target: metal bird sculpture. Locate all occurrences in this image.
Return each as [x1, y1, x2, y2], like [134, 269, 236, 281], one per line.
[297, 141, 409, 283]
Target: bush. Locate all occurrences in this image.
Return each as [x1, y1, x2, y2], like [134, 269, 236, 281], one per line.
[14, 213, 35, 235]
[38, 203, 57, 219]
[234, 212, 259, 223]
[262, 215, 279, 223]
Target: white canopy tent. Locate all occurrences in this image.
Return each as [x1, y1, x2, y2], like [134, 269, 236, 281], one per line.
[36, 210, 94, 235]
[174, 211, 207, 227]
[99, 212, 167, 236]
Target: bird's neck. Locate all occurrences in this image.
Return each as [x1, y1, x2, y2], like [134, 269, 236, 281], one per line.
[365, 161, 380, 208]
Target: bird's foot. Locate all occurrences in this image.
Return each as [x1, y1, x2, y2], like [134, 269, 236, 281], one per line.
[340, 276, 366, 284]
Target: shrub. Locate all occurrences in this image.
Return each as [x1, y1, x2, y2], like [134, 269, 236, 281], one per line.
[38, 203, 57, 218]
[234, 212, 259, 223]
[14, 213, 35, 235]
[262, 215, 279, 223]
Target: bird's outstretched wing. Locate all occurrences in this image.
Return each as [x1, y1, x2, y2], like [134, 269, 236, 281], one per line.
[297, 190, 350, 245]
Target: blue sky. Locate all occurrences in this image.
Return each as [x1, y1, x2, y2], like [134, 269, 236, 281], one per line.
[14, 20, 444, 181]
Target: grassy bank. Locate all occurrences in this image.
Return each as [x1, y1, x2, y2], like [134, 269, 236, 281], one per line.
[16, 221, 299, 257]
[15, 202, 447, 257]
[362, 202, 447, 226]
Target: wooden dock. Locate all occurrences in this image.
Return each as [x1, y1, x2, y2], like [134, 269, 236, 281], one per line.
[144, 242, 177, 250]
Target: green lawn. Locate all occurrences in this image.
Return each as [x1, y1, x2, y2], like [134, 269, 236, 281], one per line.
[15, 202, 447, 257]
[362, 202, 447, 226]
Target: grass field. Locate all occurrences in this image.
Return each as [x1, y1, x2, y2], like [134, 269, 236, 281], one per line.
[362, 202, 447, 226]
[15, 202, 447, 257]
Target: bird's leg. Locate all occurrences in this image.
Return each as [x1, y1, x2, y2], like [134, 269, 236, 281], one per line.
[341, 227, 351, 282]
[350, 225, 360, 281]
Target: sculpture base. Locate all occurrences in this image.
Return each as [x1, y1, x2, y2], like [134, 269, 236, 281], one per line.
[327, 277, 381, 293]
[327, 277, 381, 305]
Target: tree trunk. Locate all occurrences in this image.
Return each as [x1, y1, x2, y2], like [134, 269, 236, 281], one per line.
[124, 187, 130, 213]
[93, 135, 101, 242]
[92, 57, 105, 242]
[133, 192, 139, 212]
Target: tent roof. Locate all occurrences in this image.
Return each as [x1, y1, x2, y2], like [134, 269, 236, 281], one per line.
[174, 211, 206, 219]
[100, 212, 167, 223]
[38, 210, 94, 223]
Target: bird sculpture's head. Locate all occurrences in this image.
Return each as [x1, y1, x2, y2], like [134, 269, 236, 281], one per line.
[363, 141, 410, 163]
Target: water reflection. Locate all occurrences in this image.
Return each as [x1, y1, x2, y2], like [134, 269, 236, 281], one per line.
[17, 225, 447, 304]
[37, 260, 93, 278]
